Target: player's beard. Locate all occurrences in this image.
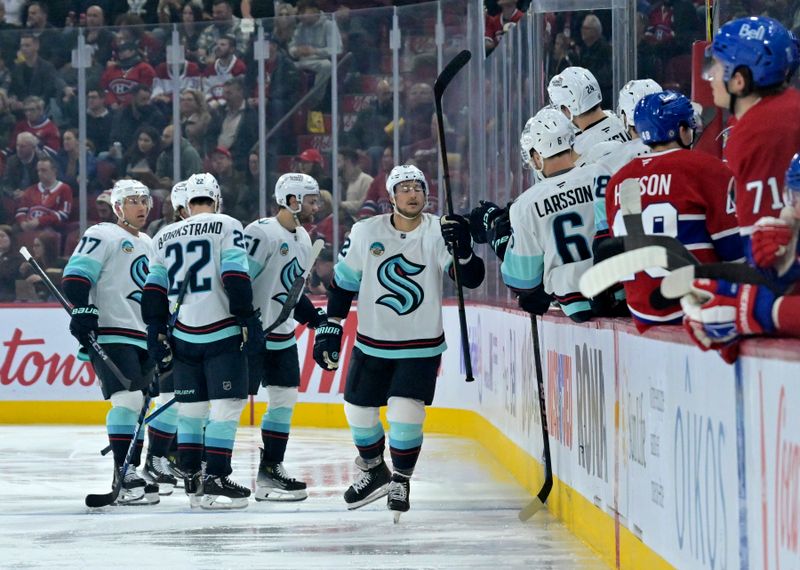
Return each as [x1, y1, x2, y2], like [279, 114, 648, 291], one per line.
[394, 200, 424, 220]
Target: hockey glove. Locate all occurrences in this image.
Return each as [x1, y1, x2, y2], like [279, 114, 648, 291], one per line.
[239, 309, 266, 356]
[488, 210, 512, 261]
[69, 304, 99, 348]
[440, 214, 473, 261]
[751, 216, 793, 269]
[313, 321, 343, 371]
[307, 307, 328, 329]
[468, 201, 506, 244]
[147, 323, 173, 371]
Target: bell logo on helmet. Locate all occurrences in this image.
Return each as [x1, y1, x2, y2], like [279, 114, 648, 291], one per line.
[739, 23, 766, 40]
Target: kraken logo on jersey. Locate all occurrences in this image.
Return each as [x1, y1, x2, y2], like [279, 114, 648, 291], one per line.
[126, 255, 149, 304]
[271, 257, 304, 305]
[376, 254, 425, 315]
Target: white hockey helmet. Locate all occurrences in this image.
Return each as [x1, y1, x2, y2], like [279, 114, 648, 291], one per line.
[185, 172, 221, 213]
[110, 179, 151, 219]
[385, 164, 427, 198]
[170, 180, 188, 213]
[274, 172, 320, 213]
[519, 116, 537, 169]
[617, 79, 662, 130]
[547, 67, 602, 119]
[529, 106, 574, 160]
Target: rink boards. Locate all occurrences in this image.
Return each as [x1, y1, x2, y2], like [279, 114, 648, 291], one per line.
[1, 303, 799, 570]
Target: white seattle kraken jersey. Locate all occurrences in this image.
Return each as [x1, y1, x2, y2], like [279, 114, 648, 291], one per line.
[333, 213, 452, 359]
[501, 164, 602, 319]
[147, 212, 249, 344]
[63, 223, 153, 349]
[592, 137, 652, 235]
[245, 217, 312, 350]
[573, 111, 630, 158]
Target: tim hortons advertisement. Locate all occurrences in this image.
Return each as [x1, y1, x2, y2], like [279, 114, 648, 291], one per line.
[741, 356, 800, 570]
[619, 332, 739, 570]
[540, 316, 616, 511]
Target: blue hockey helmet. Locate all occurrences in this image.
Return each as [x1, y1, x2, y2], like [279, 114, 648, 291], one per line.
[710, 16, 798, 87]
[784, 153, 800, 209]
[633, 91, 697, 146]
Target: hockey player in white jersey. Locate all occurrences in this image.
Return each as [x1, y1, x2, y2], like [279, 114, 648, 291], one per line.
[547, 66, 630, 163]
[142, 172, 265, 510]
[244, 173, 327, 501]
[62, 179, 159, 504]
[312, 164, 485, 521]
[500, 106, 605, 321]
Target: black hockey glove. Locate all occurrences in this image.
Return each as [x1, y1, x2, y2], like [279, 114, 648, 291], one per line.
[488, 210, 512, 261]
[440, 214, 473, 260]
[69, 304, 99, 348]
[313, 320, 343, 371]
[308, 307, 328, 329]
[468, 201, 506, 244]
[147, 323, 173, 371]
[239, 309, 266, 356]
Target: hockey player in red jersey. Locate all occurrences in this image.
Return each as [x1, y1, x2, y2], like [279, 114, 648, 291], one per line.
[604, 91, 743, 332]
[706, 16, 800, 249]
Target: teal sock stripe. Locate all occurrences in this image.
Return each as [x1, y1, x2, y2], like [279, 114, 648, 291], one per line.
[178, 416, 205, 445]
[106, 407, 137, 436]
[388, 421, 424, 450]
[261, 406, 294, 434]
[351, 424, 385, 448]
[205, 420, 238, 450]
[149, 403, 179, 435]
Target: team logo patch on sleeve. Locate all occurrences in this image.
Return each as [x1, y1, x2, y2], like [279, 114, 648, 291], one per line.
[376, 254, 425, 315]
[370, 242, 385, 257]
[121, 240, 134, 253]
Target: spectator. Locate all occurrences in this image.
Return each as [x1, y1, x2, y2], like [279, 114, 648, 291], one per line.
[14, 156, 72, 231]
[56, 128, 97, 193]
[2, 132, 45, 199]
[356, 146, 396, 219]
[548, 32, 577, 79]
[24, 2, 66, 69]
[150, 56, 203, 111]
[155, 124, 203, 188]
[0, 4, 20, 69]
[179, 88, 212, 155]
[0, 224, 22, 301]
[207, 76, 258, 170]
[9, 95, 59, 153]
[100, 41, 156, 109]
[9, 33, 66, 109]
[179, 1, 205, 63]
[109, 84, 166, 151]
[86, 87, 112, 153]
[146, 191, 174, 235]
[17, 232, 65, 301]
[112, 13, 164, 65]
[306, 245, 333, 295]
[296, 147, 331, 191]
[338, 147, 372, 220]
[577, 14, 613, 107]
[123, 126, 162, 188]
[399, 82, 435, 148]
[197, 0, 252, 59]
[207, 145, 252, 222]
[90, 155, 118, 196]
[289, 0, 342, 107]
[0, 89, 17, 147]
[202, 34, 247, 109]
[156, 0, 183, 23]
[69, 4, 114, 67]
[484, 0, 524, 52]
[344, 79, 392, 169]
[92, 189, 116, 223]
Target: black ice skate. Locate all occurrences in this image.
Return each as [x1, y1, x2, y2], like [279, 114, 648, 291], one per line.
[184, 470, 203, 508]
[344, 456, 391, 510]
[387, 472, 411, 523]
[165, 452, 186, 489]
[114, 464, 159, 505]
[143, 454, 177, 495]
[255, 452, 308, 502]
[201, 474, 250, 510]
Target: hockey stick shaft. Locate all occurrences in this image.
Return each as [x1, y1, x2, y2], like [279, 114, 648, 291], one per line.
[519, 315, 553, 521]
[264, 239, 324, 335]
[435, 49, 474, 383]
[20, 246, 132, 390]
[100, 394, 177, 456]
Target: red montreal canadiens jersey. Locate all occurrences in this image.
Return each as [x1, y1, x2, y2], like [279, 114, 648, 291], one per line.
[724, 88, 800, 235]
[100, 61, 156, 107]
[607, 148, 743, 331]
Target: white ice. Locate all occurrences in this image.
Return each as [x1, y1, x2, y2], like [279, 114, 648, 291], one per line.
[0, 426, 607, 569]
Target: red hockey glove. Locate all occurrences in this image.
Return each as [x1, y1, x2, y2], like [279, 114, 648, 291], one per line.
[751, 216, 792, 268]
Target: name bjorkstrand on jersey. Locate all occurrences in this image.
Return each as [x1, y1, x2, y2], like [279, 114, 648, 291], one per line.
[157, 220, 224, 248]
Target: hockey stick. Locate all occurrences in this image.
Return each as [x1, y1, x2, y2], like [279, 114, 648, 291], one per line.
[20, 246, 133, 390]
[519, 314, 553, 521]
[580, 246, 693, 298]
[618, 178, 644, 235]
[660, 263, 780, 299]
[435, 49, 474, 383]
[264, 239, 324, 335]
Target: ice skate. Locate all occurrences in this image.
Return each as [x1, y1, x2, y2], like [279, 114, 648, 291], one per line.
[114, 464, 160, 505]
[344, 457, 391, 510]
[387, 472, 411, 523]
[143, 454, 177, 495]
[184, 471, 204, 508]
[201, 474, 250, 510]
[165, 452, 186, 489]
[255, 453, 308, 501]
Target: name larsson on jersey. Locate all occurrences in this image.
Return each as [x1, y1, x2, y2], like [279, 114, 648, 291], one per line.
[534, 184, 594, 217]
[157, 220, 224, 248]
[612, 173, 671, 206]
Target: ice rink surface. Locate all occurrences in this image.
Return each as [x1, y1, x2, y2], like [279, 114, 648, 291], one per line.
[0, 426, 607, 569]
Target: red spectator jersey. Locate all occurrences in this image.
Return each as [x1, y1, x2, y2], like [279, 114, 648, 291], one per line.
[724, 88, 800, 235]
[101, 61, 156, 107]
[151, 62, 202, 100]
[9, 117, 60, 153]
[485, 10, 524, 49]
[607, 148, 743, 332]
[15, 181, 73, 228]
[203, 56, 247, 106]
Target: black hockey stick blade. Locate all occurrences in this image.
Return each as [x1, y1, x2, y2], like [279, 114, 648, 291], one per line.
[434, 50, 471, 100]
[660, 262, 781, 299]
